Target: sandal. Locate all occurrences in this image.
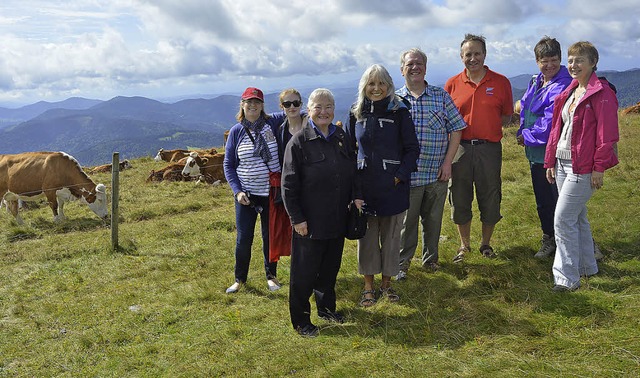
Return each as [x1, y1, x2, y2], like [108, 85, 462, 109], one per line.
[359, 290, 377, 307]
[453, 246, 470, 263]
[479, 244, 496, 258]
[379, 287, 400, 302]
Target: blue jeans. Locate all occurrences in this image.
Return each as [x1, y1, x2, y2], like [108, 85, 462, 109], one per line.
[552, 159, 597, 289]
[530, 162, 558, 237]
[234, 195, 277, 283]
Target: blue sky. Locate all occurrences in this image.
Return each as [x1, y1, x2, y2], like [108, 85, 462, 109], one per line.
[0, 0, 638, 106]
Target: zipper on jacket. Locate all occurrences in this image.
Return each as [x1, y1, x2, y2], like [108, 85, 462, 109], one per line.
[378, 118, 394, 128]
[382, 159, 401, 170]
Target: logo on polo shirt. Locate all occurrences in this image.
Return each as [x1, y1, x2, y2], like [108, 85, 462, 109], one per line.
[486, 87, 494, 96]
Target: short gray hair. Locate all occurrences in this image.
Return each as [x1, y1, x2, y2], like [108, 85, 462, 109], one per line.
[400, 48, 428, 68]
[307, 88, 335, 109]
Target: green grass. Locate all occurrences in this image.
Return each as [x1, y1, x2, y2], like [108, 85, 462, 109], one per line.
[2, 115, 640, 377]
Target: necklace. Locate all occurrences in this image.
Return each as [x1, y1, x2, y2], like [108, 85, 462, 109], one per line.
[568, 88, 586, 113]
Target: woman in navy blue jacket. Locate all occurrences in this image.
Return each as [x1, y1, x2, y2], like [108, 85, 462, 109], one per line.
[348, 64, 419, 307]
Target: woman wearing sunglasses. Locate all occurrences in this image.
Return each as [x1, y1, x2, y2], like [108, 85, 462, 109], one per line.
[276, 89, 309, 163]
[267, 89, 310, 266]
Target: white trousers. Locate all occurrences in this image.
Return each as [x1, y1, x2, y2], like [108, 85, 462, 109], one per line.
[552, 159, 598, 289]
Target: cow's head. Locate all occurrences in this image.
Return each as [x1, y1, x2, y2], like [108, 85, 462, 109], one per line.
[121, 160, 132, 170]
[181, 152, 207, 178]
[154, 149, 164, 162]
[85, 183, 109, 220]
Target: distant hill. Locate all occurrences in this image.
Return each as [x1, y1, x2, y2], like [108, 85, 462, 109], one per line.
[508, 68, 640, 108]
[596, 69, 640, 108]
[0, 69, 637, 165]
[0, 97, 102, 129]
[0, 97, 231, 165]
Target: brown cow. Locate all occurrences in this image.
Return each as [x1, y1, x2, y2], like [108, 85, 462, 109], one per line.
[88, 159, 132, 174]
[180, 152, 226, 184]
[0, 152, 109, 224]
[154, 148, 218, 162]
[154, 148, 190, 163]
[146, 163, 197, 183]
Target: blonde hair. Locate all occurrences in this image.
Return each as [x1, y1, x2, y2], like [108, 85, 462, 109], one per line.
[353, 64, 399, 121]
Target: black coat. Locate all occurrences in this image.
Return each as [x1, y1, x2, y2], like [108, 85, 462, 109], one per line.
[281, 122, 357, 239]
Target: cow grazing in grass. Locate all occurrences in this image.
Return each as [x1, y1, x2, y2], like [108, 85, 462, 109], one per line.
[154, 148, 218, 162]
[181, 152, 226, 184]
[0, 152, 109, 224]
[88, 159, 132, 174]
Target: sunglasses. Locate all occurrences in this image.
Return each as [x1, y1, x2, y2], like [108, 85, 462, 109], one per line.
[282, 100, 302, 108]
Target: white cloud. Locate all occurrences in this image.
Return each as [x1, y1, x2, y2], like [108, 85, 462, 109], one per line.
[0, 0, 638, 104]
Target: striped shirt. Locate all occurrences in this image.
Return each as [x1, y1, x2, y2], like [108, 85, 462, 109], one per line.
[235, 127, 280, 196]
[396, 83, 467, 187]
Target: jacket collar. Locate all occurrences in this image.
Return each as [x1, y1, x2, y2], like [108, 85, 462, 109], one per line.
[536, 65, 571, 86]
[565, 71, 604, 100]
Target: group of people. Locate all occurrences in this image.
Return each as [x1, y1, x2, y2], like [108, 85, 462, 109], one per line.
[222, 33, 620, 337]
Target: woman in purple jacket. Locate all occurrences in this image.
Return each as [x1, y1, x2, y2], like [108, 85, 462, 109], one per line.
[544, 41, 619, 292]
[223, 87, 286, 294]
[517, 36, 572, 258]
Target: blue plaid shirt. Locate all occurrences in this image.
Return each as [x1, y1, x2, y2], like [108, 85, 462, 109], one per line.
[396, 83, 467, 187]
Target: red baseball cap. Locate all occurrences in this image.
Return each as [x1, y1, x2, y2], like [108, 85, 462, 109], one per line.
[241, 87, 264, 102]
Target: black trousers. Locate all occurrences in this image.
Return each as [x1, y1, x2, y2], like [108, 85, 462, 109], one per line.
[289, 236, 344, 329]
[530, 162, 558, 237]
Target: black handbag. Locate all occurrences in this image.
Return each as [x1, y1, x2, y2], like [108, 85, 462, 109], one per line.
[345, 201, 368, 240]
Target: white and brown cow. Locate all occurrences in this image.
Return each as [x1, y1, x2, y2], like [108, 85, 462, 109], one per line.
[154, 148, 190, 163]
[146, 163, 190, 183]
[154, 148, 218, 163]
[88, 159, 132, 174]
[181, 152, 226, 184]
[0, 152, 109, 224]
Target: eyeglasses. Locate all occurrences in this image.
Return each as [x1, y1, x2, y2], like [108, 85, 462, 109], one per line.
[282, 100, 302, 108]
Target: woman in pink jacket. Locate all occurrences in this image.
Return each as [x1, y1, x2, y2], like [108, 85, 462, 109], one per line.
[544, 41, 619, 292]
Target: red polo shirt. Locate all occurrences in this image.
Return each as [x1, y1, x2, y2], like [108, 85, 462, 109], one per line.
[445, 66, 513, 142]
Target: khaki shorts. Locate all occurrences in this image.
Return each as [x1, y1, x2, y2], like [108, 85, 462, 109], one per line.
[448, 141, 502, 225]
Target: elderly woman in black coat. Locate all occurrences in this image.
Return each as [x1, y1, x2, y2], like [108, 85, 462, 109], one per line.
[281, 88, 361, 337]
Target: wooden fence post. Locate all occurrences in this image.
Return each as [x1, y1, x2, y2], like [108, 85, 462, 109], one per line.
[111, 152, 120, 250]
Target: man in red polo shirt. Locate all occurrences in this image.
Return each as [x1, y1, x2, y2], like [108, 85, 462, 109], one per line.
[444, 34, 513, 262]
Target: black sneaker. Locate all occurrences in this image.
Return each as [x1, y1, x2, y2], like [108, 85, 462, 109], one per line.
[318, 311, 345, 324]
[535, 234, 556, 259]
[296, 324, 319, 337]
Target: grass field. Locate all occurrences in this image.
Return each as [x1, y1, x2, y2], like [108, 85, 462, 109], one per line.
[1, 114, 639, 377]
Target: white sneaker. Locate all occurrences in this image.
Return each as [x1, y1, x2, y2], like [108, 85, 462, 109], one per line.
[267, 278, 281, 291]
[225, 282, 243, 294]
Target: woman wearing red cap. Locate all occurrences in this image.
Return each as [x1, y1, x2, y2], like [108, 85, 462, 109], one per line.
[223, 87, 286, 294]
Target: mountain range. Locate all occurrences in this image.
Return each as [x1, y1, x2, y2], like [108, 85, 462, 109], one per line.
[1, 69, 638, 166]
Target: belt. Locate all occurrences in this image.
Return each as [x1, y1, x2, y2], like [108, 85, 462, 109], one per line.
[461, 139, 488, 145]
